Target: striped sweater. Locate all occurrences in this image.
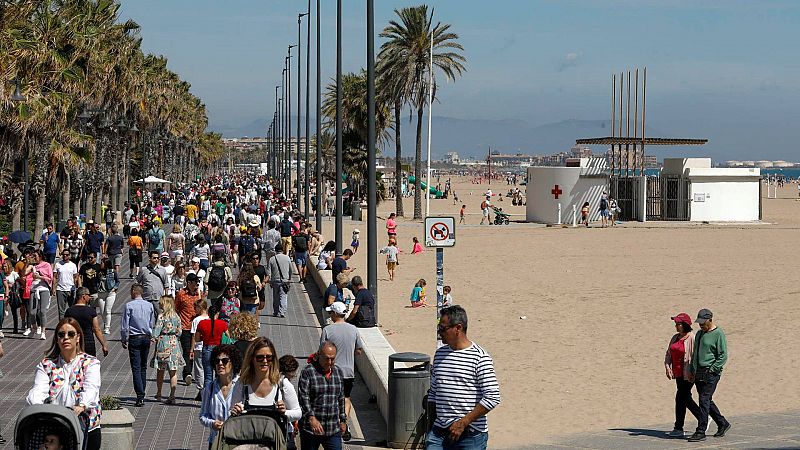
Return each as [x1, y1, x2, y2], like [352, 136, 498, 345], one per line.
[428, 342, 501, 432]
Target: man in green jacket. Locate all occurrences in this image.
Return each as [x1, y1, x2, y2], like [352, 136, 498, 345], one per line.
[687, 308, 731, 442]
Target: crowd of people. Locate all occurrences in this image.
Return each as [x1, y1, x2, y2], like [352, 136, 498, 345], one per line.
[0, 171, 384, 450]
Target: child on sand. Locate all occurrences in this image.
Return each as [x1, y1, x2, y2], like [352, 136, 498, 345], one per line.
[443, 285, 453, 307]
[410, 279, 427, 307]
[382, 240, 399, 281]
[351, 229, 360, 254]
[411, 237, 424, 254]
[459, 205, 466, 224]
[581, 202, 590, 227]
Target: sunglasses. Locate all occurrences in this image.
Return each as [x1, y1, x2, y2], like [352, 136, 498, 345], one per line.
[213, 357, 231, 365]
[57, 331, 77, 339]
[254, 354, 273, 362]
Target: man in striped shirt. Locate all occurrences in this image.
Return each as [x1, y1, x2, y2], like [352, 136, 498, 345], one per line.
[428, 305, 500, 449]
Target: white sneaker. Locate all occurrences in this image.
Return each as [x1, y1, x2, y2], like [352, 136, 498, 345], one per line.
[36, 326, 42, 335]
[0, 331, 4, 338]
[22, 328, 32, 336]
[669, 429, 685, 437]
[40, 332, 47, 340]
[103, 329, 110, 335]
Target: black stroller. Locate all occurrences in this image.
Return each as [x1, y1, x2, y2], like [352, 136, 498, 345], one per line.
[212, 386, 288, 450]
[15, 404, 88, 450]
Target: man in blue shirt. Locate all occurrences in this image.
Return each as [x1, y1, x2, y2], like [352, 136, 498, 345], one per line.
[121, 283, 155, 407]
[40, 223, 60, 264]
[85, 221, 104, 261]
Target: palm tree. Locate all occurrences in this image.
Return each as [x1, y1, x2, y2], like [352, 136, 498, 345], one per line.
[378, 5, 466, 219]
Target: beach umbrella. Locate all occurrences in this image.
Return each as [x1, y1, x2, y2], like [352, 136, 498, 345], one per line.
[8, 230, 31, 244]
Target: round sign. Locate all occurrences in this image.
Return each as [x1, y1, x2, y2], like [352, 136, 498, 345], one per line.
[429, 222, 450, 241]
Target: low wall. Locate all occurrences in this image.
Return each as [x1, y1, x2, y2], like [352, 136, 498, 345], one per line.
[308, 255, 394, 423]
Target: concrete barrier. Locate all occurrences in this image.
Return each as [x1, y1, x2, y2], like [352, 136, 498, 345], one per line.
[101, 407, 135, 449]
[308, 255, 396, 423]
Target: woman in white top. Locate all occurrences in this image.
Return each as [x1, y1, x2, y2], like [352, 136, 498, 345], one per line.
[230, 337, 301, 422]
[27, 317, 102, 450]
[167, 224, 185, 259]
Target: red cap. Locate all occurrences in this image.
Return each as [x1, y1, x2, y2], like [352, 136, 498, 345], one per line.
[671, 313, 692, 325]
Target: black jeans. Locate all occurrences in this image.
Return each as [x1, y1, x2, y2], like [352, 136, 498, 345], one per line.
[180, 330, 194, 378]
[127, 335, 151, 401]
[87, 428, 102, 450]
[695, 370, 729, 434]
[675, 377, 701, 430]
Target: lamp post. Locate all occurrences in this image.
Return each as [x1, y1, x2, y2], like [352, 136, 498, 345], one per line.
[335, 0, 343, 254]
[315, 0, 323, 232]
[304, 0, 312, 219]
[297, 13, 307, 215]
[10, 78, 29, 231]
[275, 85, 281, 182]
[366, 0, 378, 308]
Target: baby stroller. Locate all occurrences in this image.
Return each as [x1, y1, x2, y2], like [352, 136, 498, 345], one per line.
[212, 386, 288, 450]
[15, 404, 88, 450]
[492, 206, 510, 225]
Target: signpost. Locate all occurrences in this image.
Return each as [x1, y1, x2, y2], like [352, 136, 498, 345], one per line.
[424, 217, 455, 347]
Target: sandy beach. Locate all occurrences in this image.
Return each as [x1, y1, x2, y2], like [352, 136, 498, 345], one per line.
[317, 176, 800, 448]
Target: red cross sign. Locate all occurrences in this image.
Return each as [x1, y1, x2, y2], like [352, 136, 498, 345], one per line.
[551, 185, 563, 199]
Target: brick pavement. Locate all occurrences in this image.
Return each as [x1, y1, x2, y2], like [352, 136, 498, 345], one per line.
[0, 248, 384, 449]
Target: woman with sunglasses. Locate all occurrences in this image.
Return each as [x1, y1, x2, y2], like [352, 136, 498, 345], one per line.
[200, 344, 242, 448]
[26, 318, 103, 450]
[230, 337, 301, 424]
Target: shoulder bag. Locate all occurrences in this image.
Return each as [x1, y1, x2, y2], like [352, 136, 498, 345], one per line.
[276, 258, 291, 294]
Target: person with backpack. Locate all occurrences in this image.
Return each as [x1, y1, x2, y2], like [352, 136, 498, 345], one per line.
[599, 191, 610, 228]
[205, 252, 232, 301]
[237, 263, 262, 315]
[238, 230, 259, 268]
[147, 223, 166, 254]
[292, 227, 309, 283]
[267, 242, 292, 318]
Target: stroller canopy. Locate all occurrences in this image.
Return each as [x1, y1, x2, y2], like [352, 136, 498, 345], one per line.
[15, 404, 85, 450]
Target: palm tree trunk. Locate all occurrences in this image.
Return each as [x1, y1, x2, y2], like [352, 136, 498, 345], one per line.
[11, 202, 21, 231]
[62, 170, 71, 220]
[413, 105, 424, 219]
[394, 102, 404, 217]
[94, 188, 103, 224]
[85, 186, 94, 225]
[111, 161, 119, 212]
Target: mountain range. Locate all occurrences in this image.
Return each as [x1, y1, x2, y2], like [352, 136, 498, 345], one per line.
[210, 116, 693, 161]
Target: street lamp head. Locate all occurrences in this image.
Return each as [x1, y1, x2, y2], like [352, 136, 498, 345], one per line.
[299, 13, 308, 19]
[130, 122, 139, 132]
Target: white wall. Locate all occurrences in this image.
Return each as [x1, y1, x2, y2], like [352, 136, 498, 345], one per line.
[662, 158, 711, 176]
[689, 178, 760, 222]
[526, 167, 608, 223]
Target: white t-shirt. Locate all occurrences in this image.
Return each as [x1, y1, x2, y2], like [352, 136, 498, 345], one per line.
[383, 246, 399, 262]
[191, 314, 209, 350]
[54, 260, 78, 291]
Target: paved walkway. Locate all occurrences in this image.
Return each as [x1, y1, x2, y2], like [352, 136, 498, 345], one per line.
[532, 411, 800, 450]
[0, 246, 385, 449]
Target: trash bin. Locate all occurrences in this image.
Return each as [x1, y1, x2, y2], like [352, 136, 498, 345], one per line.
[387, 352, 431, 449]
[351, 199, 362, 221]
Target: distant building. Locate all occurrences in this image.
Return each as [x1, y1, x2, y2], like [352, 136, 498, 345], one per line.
[443, 152, 460, 164]
[570, 145, 592, 158]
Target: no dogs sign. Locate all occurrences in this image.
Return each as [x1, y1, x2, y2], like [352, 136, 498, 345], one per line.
[425, 216, 456, 247]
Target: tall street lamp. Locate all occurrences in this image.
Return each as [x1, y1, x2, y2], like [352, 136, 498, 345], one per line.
[315, 0, 323, 232]
[10, 78, 29, 231]
[335, 0, 343, 254]
[297, 13, 307, 215]
[304, 0, 312, 219]
[366, 0, 378, 313]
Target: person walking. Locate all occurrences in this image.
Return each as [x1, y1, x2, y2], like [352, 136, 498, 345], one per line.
[54, 250, 79, 321]
[665, 313, 701, 437]
[267, 243, 292, 318]
[29, 250, 54, 340]
[150, 294, 185, 404]
[146, 222, 166, 255]
[121, 284, 156, 407]
[427, 305, 501, 449]
[298, 341, 347, 449]
[237, 263, 263, 315]
[687, 309, 731, 442]
[136, 251, 168, 312]
[321, 303, 362, 441]
[192, 305, 228, 391]
[127, 228, 144, 279]
[96, 258, 119, 335]
[293, 227, 310, 282]
[65, 287, 109, 357]
[175, 273, 202, 386]
[105, 224, 124, 274]
[199, 344, 242, 447]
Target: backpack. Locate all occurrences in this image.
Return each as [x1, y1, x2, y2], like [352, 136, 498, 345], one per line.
[208, 266, 227, 292]
[240, 277, 257, 298]
[599, 198, 608, 210]
[293, 235, 308, 252]
[480, 200, 487, 210]
[240, 235, 255, 256]
[149, 229, 162, 248]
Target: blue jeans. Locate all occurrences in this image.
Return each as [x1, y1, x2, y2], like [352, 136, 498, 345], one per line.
[240, 303, 258, 314]
[127, 336, 151, 400]
[426, 425, 489, 450]
[300, 430, 341, 450]
[202, 345, 215, 389]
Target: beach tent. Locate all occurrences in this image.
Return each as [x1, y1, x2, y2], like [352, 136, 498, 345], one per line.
[133, 176, 171, 184]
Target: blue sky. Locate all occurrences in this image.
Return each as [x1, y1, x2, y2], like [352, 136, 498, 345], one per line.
[119, 1, 800, 160]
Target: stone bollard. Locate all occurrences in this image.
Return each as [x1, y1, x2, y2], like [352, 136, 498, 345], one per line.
[101, 407, 135, 450]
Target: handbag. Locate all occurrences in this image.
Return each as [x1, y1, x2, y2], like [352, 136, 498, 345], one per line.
[275, 258, 291, 294]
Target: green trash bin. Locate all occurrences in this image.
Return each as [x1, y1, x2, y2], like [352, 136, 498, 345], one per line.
[387, 352, 430, 449]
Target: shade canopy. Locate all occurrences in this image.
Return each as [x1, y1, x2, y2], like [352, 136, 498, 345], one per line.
[133, 176, 171, 184]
